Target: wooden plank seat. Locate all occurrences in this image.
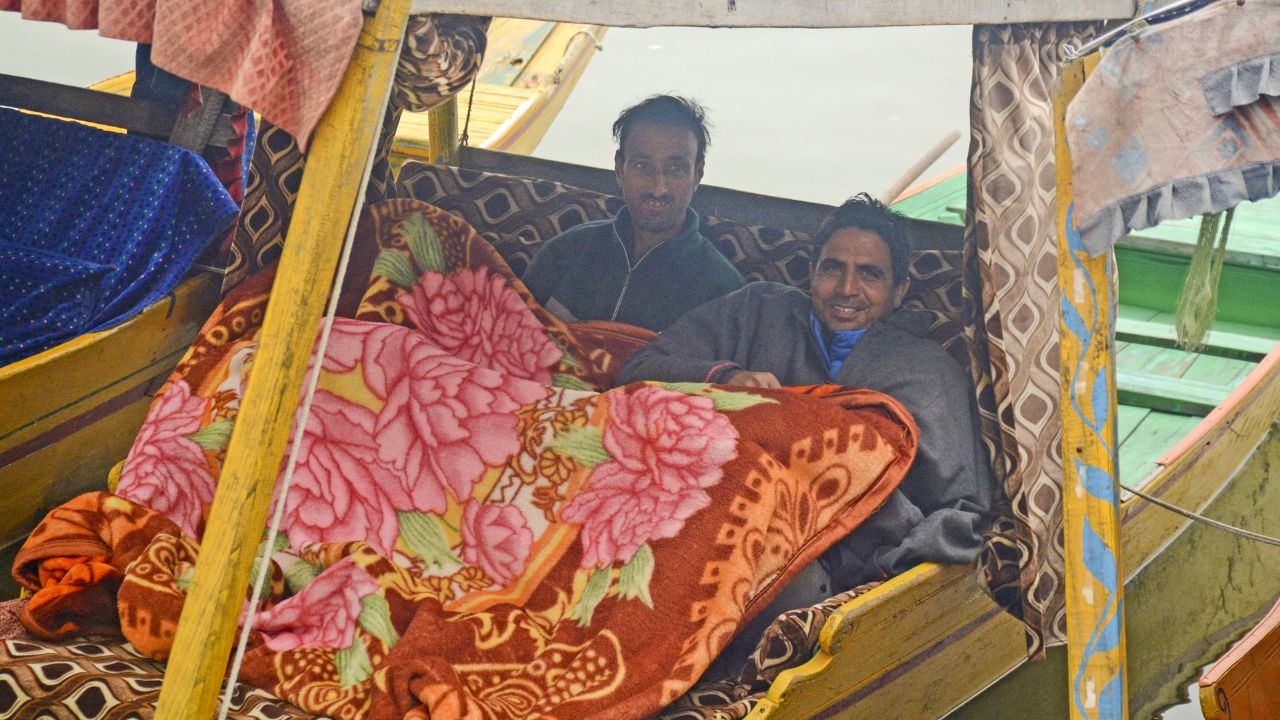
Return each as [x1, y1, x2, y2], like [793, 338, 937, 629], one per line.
[1116, 369, 1234, 416]
[1117, 317, 1274, 362]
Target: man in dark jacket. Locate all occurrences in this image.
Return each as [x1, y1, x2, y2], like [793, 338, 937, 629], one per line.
[618, 194, 996, 622]
[521, 95, 745, 331]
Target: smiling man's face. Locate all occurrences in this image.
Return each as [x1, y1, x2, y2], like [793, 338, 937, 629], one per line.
[810, 227, 908, 331]
[615, 121, 702, 246]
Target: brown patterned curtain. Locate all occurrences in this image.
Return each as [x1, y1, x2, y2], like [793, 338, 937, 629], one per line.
[965, 22, 1103, 659]
[219, 14, 491, 293]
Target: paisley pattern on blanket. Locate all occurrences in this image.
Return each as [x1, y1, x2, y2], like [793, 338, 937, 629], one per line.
[11, 201, 918, 720]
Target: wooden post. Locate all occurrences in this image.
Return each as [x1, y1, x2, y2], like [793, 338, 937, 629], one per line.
[151, 1, 411, 718]
[1054, 56, 1128, 720]
[428, 94, 460, 164]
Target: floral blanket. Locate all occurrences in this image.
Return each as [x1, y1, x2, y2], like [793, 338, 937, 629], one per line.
[12, 201, 917, 719]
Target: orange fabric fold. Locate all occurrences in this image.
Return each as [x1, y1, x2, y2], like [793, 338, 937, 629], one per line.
[12, 491, 180, 639]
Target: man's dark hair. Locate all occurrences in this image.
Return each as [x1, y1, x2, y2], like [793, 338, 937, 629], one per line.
[612, 95, 711, 165]
[812, 193, 912, 286]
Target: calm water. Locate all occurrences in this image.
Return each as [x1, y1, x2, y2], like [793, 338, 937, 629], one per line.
[0, 13, 134, 84]
[533, 25, 973, 204]
[0, 13, 1218, 719]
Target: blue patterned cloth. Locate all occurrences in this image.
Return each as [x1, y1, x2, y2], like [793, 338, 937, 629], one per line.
[0, 108, 238, 365]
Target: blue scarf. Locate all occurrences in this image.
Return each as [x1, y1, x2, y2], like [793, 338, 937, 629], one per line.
[811, 313, 866, 379]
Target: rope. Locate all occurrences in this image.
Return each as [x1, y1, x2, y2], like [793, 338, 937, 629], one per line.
[1121, 482, 1280, 547]
[1175, 208, 1234, 352]
[215, 42, 403, 720]
[459, 77, 477, 147]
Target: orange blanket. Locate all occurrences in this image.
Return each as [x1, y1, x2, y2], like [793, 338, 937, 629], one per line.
[13, 201, 917, 719]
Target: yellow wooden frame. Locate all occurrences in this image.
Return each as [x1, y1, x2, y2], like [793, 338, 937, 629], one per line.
[152, 1, 412, 716]
[1054, 56, 1129, 720]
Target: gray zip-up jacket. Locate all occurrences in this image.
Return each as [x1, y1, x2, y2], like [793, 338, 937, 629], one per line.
[521, 207, 745, 332]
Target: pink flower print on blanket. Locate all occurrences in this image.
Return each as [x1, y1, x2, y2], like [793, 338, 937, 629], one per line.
[345, 320, 550, 514]
[562, 386, 738, 568]
[399, 267, 562, 383]
[278, 390, 402, 557]
[318, 319, 401, 376]
[253, 557, 381, 652]
[461, 502, 534, 585]
[117, 380, 216, 539]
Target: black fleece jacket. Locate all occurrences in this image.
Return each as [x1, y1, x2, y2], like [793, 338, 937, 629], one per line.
[521, 207, 745, 332]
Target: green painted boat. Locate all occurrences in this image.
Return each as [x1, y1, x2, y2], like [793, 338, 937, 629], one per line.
[894, 166, 1280, 489]
[892, 167, 1280, 718]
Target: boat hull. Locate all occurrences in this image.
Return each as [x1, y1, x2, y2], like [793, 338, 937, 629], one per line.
[950, 428, 1280, 719]
[390, 21, 607, 163]
[1199, 595, 1280, 720]
[0, 274, 219, 596]
[754, 341, 1280, 719]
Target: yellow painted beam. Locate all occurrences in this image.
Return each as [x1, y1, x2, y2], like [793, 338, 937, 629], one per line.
[151, 1, 411, 717]
[1055, 55, 1128, 720]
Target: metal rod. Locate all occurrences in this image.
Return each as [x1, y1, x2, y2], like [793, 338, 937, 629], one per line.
[1062, 0, 1219, 61]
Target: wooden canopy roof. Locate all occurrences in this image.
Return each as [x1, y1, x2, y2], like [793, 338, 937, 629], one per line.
[409, 0, 1135, 27]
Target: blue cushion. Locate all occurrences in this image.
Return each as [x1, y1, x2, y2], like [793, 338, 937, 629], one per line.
[0, 108, 238, 365]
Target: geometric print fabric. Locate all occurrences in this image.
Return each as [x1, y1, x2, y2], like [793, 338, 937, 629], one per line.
[965, 21, 1105, 658]
[0, 639, 314, 719]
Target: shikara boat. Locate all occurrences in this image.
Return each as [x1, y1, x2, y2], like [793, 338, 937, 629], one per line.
[891, 166, 1280, 719]
[0, 15, 602, 598]
[3, 1, 1279, 720]
[894, 167, 1280, 511]
[392, 17, 607, 160]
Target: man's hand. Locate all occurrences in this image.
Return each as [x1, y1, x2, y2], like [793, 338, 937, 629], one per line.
[724, 370, 783, 389]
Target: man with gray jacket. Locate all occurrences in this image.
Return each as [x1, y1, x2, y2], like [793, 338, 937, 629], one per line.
[617, 194, 996, 617]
